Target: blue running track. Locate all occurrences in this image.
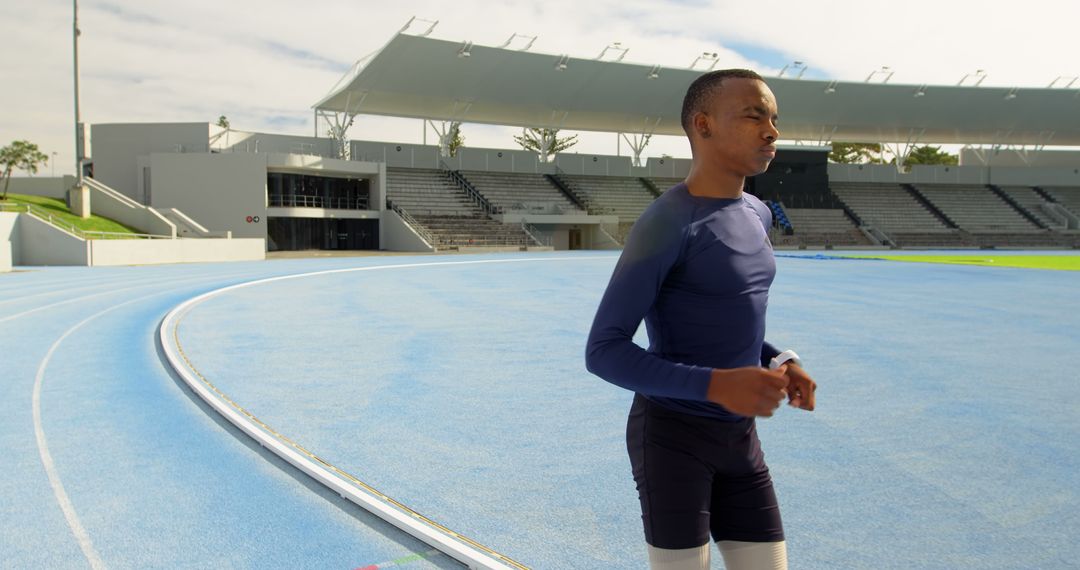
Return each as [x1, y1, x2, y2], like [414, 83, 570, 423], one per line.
[2, 251, 1077, 568]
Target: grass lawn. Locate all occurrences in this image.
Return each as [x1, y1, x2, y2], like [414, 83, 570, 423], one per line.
[1, 193, 143, 236]
[843, 254, 1080, 271]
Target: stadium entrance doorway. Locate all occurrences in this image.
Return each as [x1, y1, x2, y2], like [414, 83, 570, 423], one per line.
[568, 228, 583, 250]
[266, 217, 379, 251]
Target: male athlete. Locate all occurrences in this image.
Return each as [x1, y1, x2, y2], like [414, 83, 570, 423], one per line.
[585, 69, 817, 570]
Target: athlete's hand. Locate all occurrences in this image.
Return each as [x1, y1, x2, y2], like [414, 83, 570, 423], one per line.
[783, 363, 817, 411]
[706, 366, 790, 417]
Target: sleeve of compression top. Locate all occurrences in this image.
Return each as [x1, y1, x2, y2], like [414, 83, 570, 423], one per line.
[760, 341, 781, 368]
[585, 205, 715, 401]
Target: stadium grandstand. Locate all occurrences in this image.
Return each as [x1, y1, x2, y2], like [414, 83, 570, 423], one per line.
[10, 23, 1078, 270]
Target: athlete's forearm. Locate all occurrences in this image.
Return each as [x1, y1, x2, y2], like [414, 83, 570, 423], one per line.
[586, 331, 713, 400]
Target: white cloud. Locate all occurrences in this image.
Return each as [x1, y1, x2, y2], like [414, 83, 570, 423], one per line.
[2, 0, 1077, 175]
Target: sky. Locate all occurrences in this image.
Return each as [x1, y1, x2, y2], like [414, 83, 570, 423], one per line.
[2, 0, 1078, 175]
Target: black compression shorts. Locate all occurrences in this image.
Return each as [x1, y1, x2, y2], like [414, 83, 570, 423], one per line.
[626, 393, 785, 549]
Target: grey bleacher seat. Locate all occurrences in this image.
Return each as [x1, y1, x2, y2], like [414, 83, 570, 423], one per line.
[916, 185, 1039, 233]
[1000, 187, 1061, 229]
[1043, 187, 1080, 217]
[831, 183, 951, 233]
[783, 208, 867, 246]
[386, 168, 530, 248]
[649, 177, 685, 192]
[561, 175, 656, 222]
[459, 171, 582, 215]
[830, 182, 966, 247]
[386, 168, 478, 217]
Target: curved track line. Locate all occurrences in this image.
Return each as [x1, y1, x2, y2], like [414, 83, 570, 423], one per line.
[159, 255, 612, 570]
[28, 270, 291, 570]
[33, 294, 162, 570]
[0, 270, 257, 324]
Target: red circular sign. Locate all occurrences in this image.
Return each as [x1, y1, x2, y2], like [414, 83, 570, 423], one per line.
[246, 216, 253, 223]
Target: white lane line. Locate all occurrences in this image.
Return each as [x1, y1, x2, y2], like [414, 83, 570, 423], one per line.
[27, 268, 286, 569]
[0, 269, 259, 325]
[162, 254, 615, 570]
[33, 299, 148, 570]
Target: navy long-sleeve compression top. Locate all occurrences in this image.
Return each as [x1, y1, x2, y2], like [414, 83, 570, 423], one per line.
[585, 182, 781, 420]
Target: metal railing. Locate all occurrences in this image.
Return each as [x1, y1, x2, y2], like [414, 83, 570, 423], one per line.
[520, 221, 551, 247]
[386, 199, 436, 247]
[549, 168, 592, 211]
[0, 202, 171, 240]
[597, 222, 623, 246]
[434, 235, 529, 248]
[269, 194, 370, 210]
[440, 163, 503, 218]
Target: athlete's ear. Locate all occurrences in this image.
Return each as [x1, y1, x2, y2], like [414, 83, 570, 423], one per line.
[694, 112, 711, 139]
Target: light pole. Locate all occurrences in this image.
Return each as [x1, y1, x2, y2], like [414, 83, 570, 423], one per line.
[73, 0, 83, 188]
[72, 0, 90, 217]
[52, 152, 57, 177]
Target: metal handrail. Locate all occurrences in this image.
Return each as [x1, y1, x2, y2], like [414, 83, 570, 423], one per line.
[520, 221, 550, 247]
[550, 167, 594, 211]
[386, 199, 436, 247]
[433, 235, 530, 248]
[0, 202, 170, 240]
[440, 163, 503, 217]
[597, 223, 622, 246]
[269, 194, 370, 210]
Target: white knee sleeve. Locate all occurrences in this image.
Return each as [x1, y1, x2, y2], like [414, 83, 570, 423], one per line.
[717, 540, 787, 570]
[647, 543, 711, 570]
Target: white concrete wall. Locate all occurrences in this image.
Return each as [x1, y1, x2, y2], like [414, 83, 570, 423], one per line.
[555, 153, 635, 176]
[89, 238, 265, 266]
[352, 140, 442, 169]
[0, 241, 10, 272]
[4, 176, 73, 199]
[84, 179, 176, 236]
[988, 167, 1080, 187]
[644, 156, 693, 178]
[961, 148, 1080, 168]
[0, 212, 17, 270]
[17, 215, 90, 266]
[149, 152, 268, 241]
[92, 123, 212, 200]
[828, 163, 988, 184]
[223, 130, 335, 157]
[381, 209, 435, 252]
[445, 146, 550, 174]
[829, 163, 1080, 187]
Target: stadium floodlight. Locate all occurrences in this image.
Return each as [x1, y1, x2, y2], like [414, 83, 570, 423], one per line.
[957, 69, 987, 86]
[690, 52, 719, 71]
[913, 85, 927, 98]
[1003, 87, 1019, 100]
[777, 61, 806, 79]
[457, 41, 473, 58]
[497, 33, 537, 51]
[647, 65, 661, 80]
[555, 54, 570, 71]
[597, 42, 628, 62]
[865, 66, 894, 83]
[1048, 76, 1078, 88]
[823, 80, 837, 94]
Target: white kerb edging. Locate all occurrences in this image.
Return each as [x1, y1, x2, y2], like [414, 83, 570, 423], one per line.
[157, 257, 611, 570]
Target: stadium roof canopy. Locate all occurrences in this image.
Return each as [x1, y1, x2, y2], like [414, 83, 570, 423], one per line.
[314, 32, 1080, 147]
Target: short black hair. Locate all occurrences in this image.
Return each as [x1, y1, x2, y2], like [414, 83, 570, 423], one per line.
[680, 68, 764, 135]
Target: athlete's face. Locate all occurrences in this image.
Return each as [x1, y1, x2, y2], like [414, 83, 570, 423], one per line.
[692, 78, 780, 177]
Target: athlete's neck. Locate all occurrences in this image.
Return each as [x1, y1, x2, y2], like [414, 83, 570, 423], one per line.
[684, 161, 745, 199]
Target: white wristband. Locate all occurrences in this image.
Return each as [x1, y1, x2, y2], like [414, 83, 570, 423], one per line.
[769, 349, 802, 370]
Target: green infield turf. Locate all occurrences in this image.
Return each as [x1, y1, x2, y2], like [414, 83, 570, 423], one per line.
[843, 254, 1080, 271]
